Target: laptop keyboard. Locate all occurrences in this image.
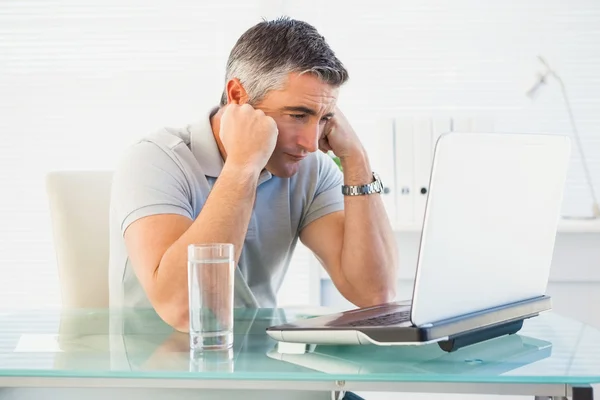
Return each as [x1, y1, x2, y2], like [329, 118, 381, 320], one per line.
[346, 310, 411, 327]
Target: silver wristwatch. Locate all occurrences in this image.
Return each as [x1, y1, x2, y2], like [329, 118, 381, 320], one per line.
[341, 172, 384, 196]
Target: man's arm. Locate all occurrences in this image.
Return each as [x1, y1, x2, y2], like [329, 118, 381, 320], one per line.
[300, 151, 398, 307]
[124, 165, 259, 331]
[122, 104, 278, 331]
[300, 108, 398, 307]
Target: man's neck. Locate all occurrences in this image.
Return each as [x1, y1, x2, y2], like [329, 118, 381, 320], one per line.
[210, 107, 228, 162]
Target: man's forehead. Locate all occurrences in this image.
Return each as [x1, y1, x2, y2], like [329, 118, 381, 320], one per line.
[282, 73, 338, 102]
[281, 104, 336, 117]
[280, 91, 338, 115]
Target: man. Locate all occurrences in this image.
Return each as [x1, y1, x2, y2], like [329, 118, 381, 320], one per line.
[109, 17, 398, 331]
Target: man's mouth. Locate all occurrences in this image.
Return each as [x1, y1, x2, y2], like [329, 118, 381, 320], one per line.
[285, 153, 306, 161]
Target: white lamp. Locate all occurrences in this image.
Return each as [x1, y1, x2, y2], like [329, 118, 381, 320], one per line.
[526, 55, 600, 219]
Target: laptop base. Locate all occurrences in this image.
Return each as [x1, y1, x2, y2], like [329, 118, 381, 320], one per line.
[267, 296, 552, 349]
[437, 318, 524, 352]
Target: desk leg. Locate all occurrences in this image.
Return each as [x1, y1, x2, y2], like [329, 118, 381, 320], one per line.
[534, 386, 594, 400]
[572, 386, 594, 400]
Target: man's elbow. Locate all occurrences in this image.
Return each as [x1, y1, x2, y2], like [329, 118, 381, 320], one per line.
[366, 266, 398, 306]
[150, 293, 190, 333]
[157, 303, 189, 332]
[147, 260, 190, 332]
[370, 288, 396, 306]
[354, 287, 396, 308]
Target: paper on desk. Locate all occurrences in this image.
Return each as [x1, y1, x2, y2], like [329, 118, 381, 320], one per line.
[14, 334, 62, 352]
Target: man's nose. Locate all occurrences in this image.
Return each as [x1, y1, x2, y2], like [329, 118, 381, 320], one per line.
[297, 124, 320, 153]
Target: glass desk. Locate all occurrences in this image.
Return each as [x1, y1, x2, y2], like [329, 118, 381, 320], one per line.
[0, 308, 598, 400]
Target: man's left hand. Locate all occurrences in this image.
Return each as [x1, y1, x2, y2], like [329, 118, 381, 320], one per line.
[319, 107, 365, 160]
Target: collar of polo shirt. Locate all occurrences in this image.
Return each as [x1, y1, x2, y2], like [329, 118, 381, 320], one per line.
[190, 107, 273, 185]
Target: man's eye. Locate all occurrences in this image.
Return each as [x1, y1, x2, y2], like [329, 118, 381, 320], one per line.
[320, 117, 331, 124]
[290, 114, 307, 120]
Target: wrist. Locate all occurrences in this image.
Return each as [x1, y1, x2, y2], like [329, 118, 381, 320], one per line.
[340, 149, 372, 185]
[338, 145, 367, 164]
[222, 160, 261, 182]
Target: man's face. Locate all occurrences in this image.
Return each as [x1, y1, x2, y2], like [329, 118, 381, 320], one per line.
[253, 73, 339, 178]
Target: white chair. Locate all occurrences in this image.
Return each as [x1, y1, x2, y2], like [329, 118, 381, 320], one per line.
[46, 171, 113, 308]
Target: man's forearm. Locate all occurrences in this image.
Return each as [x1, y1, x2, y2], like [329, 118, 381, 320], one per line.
[340, 151, 398, 305]
[167, 164, 259, 263]
[155, 164, 259, 328]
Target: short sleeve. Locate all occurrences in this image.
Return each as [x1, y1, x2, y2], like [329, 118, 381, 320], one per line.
[111, 140, 194, 236]
[299, 152, 344, 231]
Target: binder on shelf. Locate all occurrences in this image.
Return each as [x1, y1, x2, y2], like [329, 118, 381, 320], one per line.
[348, 117, 397, 226]
[450, 117, 472, 133]
[371, 118, 397, 225]
[391, 114, 495, 232]
[413, 117, 433, 224]
[450, 117, 494, 133]
[432, 117, 452, 157]
[394, 117, 416, 228]
[470, 117, 494, 133]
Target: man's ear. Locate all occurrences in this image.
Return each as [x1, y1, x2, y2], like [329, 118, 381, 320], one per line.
[225, 78, 250, 105]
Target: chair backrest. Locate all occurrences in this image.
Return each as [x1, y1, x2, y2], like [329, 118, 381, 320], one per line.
[46, 171, 113, 308]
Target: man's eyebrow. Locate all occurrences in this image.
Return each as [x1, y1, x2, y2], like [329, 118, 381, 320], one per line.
[281, 106, 335, 118]
[281, 106, 318, 115]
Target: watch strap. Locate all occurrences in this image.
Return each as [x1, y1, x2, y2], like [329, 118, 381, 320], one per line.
[341, 172, 383, 196]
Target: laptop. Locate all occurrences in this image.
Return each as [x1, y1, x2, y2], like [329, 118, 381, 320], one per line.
[267, 131, 571, 348]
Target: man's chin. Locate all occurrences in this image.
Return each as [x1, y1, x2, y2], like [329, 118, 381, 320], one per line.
[265, 162, 301, 178]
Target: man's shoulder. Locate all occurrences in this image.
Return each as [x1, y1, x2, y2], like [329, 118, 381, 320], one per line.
[110, 125, 198, 234]
[111, 125, 199, 197]
[129, 125, 192, 155]
[115, 125, 198, 174]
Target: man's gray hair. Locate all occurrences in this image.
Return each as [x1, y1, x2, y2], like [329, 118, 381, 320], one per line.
[219, 17, 349, 106]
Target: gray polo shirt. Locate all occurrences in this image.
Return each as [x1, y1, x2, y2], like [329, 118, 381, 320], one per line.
[108, 108, 344, 309]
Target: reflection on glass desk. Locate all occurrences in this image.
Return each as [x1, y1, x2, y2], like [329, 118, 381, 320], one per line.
[0, 307, 599, 399]
[268, 334, 553, 376]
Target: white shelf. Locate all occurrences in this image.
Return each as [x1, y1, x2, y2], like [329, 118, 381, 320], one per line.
[557, 218, 600, 233]
[392, 218, 600, 233]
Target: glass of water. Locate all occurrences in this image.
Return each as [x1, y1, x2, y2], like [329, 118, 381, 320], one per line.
[188, 243, 235, 352]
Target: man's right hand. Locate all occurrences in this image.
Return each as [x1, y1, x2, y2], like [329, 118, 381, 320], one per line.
[219, 103, 279, 172]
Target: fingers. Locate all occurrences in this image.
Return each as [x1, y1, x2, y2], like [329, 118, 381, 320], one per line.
[319, 123, 334, 153]
[319, 136, 333, 153]
[264, 115, 279, 135]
